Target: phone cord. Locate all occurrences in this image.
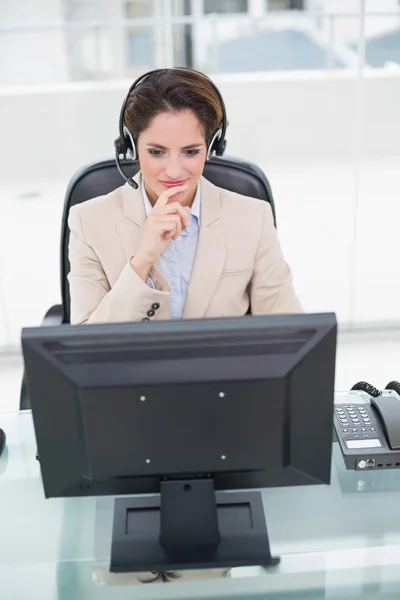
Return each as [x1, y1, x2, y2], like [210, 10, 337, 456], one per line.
[350, 381, 381, 397]
[385, 381, 400, 396]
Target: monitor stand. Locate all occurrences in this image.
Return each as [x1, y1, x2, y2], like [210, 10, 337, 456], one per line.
[110, 478, 280, 573]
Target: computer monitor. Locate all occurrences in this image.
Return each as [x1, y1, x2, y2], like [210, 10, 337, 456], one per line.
[21, 312, 337, 573]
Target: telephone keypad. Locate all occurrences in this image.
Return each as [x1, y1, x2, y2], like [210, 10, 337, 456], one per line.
[335, 405, 376, 437]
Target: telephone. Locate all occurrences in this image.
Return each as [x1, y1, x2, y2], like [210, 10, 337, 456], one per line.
[334, 380, 400, 471]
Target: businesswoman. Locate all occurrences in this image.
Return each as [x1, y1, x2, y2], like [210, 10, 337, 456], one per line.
[68, 67, 302, 325]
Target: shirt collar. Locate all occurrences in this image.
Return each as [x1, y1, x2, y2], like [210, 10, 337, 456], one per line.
[141, 178, 201, 226]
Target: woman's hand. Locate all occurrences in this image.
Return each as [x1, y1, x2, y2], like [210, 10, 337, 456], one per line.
[130, 184, 190, 281]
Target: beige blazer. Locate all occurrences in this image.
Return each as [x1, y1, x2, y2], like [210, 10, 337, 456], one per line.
[67, 174, 302, 325]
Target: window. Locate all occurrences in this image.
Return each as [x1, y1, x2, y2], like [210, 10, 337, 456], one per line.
[266, 0, 304, 9]
[204, 0, 248, 14]
[126, 30, 155, 68]
[125, 0, 154, 18]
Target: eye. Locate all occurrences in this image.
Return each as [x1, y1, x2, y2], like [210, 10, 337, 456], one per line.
[148, 149, 164, 157]
[185, 149, 201, 157]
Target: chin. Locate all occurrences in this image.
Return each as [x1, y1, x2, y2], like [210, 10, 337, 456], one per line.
[166, 190, 191, 204]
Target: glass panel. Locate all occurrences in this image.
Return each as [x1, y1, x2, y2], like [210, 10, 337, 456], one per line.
[0, 29, 69, 86]
[266, 0, 305, 9]
[201, 5, 353, 73]
[204, 0, 249, 14]
[125, 0, 155, 18]
[0, 271, 9, 348]
[126, 28, 156, 72]
[173, 22, 193, 66]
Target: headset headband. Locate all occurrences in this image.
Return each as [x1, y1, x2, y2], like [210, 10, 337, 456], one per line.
[114, 68, 227, 188]
[118, 67, 227, 155]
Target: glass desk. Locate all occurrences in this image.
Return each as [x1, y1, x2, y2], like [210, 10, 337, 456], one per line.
[1, 394, 400, 600]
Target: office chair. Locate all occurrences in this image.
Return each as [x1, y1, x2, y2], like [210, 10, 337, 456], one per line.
[20, 155, 276, 410]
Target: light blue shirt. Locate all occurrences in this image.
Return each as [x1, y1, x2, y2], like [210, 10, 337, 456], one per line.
[142, 180, 201, 319]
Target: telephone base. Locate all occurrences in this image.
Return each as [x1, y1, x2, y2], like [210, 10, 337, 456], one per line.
[334, 394, 400, 471]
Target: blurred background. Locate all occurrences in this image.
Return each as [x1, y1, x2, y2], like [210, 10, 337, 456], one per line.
[0, 0, 399, 408]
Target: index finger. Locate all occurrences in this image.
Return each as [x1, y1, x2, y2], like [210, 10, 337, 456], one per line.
[154, 184, 189, 207]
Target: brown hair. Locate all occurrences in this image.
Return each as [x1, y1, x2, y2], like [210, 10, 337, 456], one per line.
[124, 68, 224, 147]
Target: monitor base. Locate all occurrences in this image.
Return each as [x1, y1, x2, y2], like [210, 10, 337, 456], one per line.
[110, 478, 280, 573]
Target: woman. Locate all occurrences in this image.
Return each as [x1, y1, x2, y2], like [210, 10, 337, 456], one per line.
[68, 68, 302, 324]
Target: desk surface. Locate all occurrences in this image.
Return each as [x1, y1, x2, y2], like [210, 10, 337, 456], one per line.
[2, 394, 400, 600]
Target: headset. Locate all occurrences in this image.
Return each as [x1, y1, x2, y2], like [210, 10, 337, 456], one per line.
[114, 67, 227, 189]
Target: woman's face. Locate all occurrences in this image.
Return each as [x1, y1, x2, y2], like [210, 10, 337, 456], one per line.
[137, 110, 208, 207]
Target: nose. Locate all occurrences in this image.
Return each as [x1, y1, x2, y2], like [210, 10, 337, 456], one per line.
[164, 155, 185, 180]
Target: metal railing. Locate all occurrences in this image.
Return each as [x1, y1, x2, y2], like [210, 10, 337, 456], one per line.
[320, 10, 400, 70]
[0, 8, 399, 82]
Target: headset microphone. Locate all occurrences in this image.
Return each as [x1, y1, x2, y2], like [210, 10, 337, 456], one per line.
[114, 139, 138, 189]
[114, 131, 139, 189]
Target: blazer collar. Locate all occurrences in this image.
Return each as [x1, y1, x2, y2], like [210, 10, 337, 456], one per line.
[199, 175, 220, 227]
[121, 172, 146, 226]
[183, 176, 226, 319]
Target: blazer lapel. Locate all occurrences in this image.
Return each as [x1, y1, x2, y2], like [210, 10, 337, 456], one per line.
[118, 174, 171, 320]
[183, 177, 226, 319]
[119, 171, 163, 273]
[118, 173, 147, 261]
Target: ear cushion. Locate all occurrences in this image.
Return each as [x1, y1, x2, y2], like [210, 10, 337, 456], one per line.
[123, 126, 137, 161]
[206, 128, 222, 161]
[218, 138, 227, 155]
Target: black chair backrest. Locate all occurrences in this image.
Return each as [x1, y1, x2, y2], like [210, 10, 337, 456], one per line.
[61, 155, 276, 324]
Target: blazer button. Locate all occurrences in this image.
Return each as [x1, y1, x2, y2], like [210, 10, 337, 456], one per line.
[142, 317, 150, 322]
[147, 310, 156, 317]
[151, 303, 160, 310]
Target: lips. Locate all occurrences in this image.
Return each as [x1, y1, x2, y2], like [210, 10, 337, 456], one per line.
[160, 180, 188, 188]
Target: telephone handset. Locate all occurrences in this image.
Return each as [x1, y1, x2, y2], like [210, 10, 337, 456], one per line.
[370, 395, 400, 450]
[334, 381, 400, 470]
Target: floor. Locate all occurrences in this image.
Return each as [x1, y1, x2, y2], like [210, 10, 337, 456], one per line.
[1, 329, 399, 413]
